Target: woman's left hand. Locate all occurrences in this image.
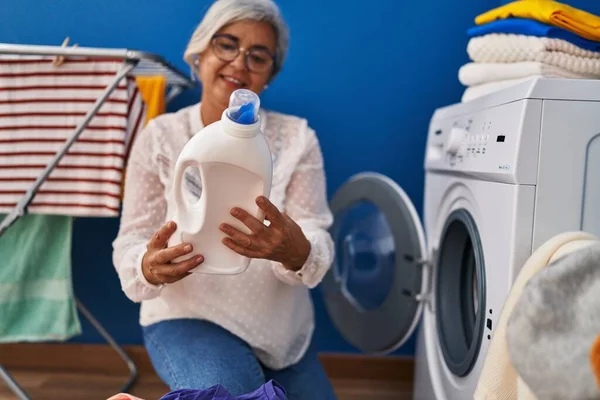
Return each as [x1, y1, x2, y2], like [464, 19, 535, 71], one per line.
[219, 196, 311, 271]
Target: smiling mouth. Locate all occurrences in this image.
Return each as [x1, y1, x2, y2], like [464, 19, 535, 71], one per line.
[220, 75, 247, 88]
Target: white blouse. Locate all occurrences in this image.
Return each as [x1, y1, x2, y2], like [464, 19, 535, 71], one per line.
[112, 103, 335, 370]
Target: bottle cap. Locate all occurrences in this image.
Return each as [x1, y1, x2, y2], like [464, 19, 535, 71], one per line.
[226, 89, 260, 124]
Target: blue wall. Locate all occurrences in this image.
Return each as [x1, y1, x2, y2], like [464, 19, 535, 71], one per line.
[2, 0, 598, 356]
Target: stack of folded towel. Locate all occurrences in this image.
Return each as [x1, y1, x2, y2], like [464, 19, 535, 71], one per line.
[459, 0, 600, 102]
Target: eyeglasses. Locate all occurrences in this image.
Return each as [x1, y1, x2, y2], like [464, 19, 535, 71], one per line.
[210, 34, 276, 74]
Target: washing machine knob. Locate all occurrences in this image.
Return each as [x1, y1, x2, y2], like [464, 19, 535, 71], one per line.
[445, 127, 468, 155]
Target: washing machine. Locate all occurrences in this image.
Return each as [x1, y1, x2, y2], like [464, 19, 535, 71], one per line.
[320, 77, 600, 399]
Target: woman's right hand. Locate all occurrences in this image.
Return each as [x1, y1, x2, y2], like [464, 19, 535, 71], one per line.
[142, 221, 204, 285]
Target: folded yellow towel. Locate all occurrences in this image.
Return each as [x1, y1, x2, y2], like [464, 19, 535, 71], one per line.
[474, 231, 598, 400]
[475, 0, 600, 41]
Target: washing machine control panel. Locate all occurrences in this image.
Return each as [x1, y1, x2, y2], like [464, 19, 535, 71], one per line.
[425, 99, 541, 184]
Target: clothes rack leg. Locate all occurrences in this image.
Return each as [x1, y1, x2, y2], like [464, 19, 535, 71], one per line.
[0, 59, 139, 399]
[76, 298, 138, 393]
[0, 365, 30, 400]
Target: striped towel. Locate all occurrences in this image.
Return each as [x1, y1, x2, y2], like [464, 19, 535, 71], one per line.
[0, 55, 146, 217]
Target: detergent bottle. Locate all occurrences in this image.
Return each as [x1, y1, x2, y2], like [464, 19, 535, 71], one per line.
[168, 89, 273, 274]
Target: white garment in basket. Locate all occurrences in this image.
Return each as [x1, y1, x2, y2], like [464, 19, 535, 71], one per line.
[474, 231, 598, 400]
[467, 34, 600, 76]
[0, 55, 146, 217]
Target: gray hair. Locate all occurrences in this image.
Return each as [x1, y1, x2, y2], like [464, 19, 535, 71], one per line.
[184, 0, 289, 79]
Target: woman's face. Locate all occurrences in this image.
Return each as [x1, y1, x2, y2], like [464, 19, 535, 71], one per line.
[197, 20, 277, 110]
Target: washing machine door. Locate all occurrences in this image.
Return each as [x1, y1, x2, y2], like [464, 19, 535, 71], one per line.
[321, 172, 427, 354]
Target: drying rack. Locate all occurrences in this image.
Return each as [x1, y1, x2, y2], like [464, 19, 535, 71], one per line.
[0, 43, 197, 399]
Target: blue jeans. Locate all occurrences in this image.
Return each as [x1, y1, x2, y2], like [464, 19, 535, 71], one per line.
[142, 319, 337, 400]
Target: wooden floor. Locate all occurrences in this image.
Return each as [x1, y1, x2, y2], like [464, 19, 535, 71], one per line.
[0, 344, 414, 399]
[0, 369, 412, 400]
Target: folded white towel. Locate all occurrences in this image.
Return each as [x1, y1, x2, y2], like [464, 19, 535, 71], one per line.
[461, 77, 537, 102]
[468, 34, 600, 76]
[458, 61, 598, 86]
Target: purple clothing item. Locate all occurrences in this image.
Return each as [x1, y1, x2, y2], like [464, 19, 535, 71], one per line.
[159, 380, 287, 400]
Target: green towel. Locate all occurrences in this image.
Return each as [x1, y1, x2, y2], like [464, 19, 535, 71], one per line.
[0, 213, 81, 342]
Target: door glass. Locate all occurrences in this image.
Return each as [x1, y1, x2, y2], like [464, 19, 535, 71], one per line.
[334, 200, 395, 311]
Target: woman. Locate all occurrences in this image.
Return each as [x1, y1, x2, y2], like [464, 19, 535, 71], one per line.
[112, 0, 337, 399]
